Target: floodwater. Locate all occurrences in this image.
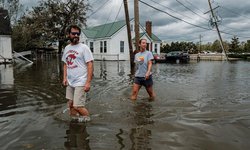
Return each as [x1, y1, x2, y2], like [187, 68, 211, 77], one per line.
[1, 56, 250, 150]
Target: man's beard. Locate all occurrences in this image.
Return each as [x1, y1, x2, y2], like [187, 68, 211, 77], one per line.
[70, 37, 79, 44]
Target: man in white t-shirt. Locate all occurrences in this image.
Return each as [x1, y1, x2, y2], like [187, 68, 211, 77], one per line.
[62, 25, 94, 122]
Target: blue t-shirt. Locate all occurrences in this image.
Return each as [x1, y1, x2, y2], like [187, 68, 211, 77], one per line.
[134, 50, 154, 77]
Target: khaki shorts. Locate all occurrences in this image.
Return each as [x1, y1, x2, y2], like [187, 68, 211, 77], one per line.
[66, 86, 86, 107]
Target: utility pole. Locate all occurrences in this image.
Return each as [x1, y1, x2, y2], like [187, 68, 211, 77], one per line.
[123, 0, 135, 74]
[207, 0, 228, 61]
[199, 34, 202, 53]
[134, 0, 140, 52]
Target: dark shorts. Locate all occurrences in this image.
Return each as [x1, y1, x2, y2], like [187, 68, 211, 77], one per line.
[134, 75, 153, 87]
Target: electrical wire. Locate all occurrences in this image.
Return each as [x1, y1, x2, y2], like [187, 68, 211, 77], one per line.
[139, 0, 211, 31]
[140, 0, 250, 39]
[87, 0, 111, 18]
[105, 0, 123, 37]
[216, 2, 250, 20]
[148, 0, 193, 20]
[175, 0, 209, 21]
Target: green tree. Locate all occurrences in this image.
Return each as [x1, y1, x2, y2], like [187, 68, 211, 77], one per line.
[229, 36, 241, 53]
[12, 16, 41, 51]
[211, 40, 221, 52]
[201, 42, 212, 52]
[1, 0, 23, 25]
[161, 43, 170, 53]
[244, 40, 250, 53]
[12, 0, 90, 53]
[160, 41, 197, 53]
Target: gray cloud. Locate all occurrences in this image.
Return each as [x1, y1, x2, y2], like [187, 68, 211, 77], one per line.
[21, 0, 250, 43]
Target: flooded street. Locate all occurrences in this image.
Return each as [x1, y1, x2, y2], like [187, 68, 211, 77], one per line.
[1, 57, 250, 150]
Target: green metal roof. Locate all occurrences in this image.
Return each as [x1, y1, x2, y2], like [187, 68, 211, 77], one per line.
[83, 20, 126, 39]
[83, 20, 161, 42]
[151, 33, 161, 42]
[82, 29, 98, 38]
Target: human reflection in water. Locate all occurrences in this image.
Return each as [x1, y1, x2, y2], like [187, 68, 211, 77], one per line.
[100, 61, 107, 80]
[64, 121, 90, 150]
[130, 101, 154, 150]
[118, 62, 125, 77]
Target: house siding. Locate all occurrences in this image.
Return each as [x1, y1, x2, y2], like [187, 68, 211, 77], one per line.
[110, 26, 130, 60]
[0, 9, 12, 62]
[0, 35, 12, 60]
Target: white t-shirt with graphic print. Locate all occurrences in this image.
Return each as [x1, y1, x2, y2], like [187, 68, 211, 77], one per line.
[62, 43, 94, 87]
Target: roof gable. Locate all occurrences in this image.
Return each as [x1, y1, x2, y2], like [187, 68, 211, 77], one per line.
[83, 19, 161, 42]
[83, 20, 126, 39]
[151, 33, 161, 42]
[133, 32, 161, 42]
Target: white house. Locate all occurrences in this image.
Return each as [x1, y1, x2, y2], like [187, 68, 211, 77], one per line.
[81, 19, 161, 60]
[0, 8, 12, 63]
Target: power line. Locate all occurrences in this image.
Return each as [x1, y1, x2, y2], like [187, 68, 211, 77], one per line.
[87, 0, 111, 18]
[184, 0, 250, 37]
[175, 0, 209, 21]
[216, 2, 250, 20]
[91, 0, 102, 6]
[97, 1, 116, 37]
[208, 2, 250, 33]
[105, 1, 123, 36]
[140, 0, 250, 39]
[139, 0, 211, 31]
[148, 0, 193, 20]
[184, 0, 207, 15]
[220, 30, 250, 39]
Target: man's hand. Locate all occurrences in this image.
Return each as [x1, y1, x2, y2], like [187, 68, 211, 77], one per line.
[62, 79, 68, 86]
[84, 82, 91, 92]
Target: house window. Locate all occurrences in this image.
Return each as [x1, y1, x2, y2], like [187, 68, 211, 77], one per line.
[104, 41, 107, 53]
[90, 42, 94, 53]
[120, 41, 124, 53]
[100, 41, 103, 53]
[154, 43, 157, 53]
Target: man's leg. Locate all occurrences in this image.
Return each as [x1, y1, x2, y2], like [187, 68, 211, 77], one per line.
[74, 107, 89, 116]
[66, 86, 79, 116]
[68, 100, 79, 116]
[131, 83, 141, 101]
[73, 86, 89, 116]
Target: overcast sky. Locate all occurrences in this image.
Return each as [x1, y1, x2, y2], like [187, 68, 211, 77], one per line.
[20, 0, 250, 44]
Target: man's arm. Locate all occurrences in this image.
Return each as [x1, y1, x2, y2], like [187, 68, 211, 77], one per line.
[63, 63, 68, 86]
[84, 60, 93, 92]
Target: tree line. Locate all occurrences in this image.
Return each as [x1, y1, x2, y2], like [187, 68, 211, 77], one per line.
[161, 36, 250, 54]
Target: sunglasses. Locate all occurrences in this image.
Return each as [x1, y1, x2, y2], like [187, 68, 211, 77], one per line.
[70, 32, 80, 36]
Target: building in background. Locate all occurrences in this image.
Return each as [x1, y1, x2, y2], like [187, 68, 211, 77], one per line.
[81, 19, 161, 60]
[0, 8, 12, 63]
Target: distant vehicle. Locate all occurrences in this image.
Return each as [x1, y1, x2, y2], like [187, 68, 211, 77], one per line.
[201, 51, 217, 54]
[152, 52, 166, 63]
[165, 51, 190, 63]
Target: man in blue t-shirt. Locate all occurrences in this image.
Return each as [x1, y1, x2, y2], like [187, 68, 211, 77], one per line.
[131, 39, 156, 100]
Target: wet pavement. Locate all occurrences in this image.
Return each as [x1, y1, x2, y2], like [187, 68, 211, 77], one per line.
[0, 57, 250, 150]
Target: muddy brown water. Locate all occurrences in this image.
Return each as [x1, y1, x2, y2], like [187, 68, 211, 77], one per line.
[1, 57, 250, 150]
